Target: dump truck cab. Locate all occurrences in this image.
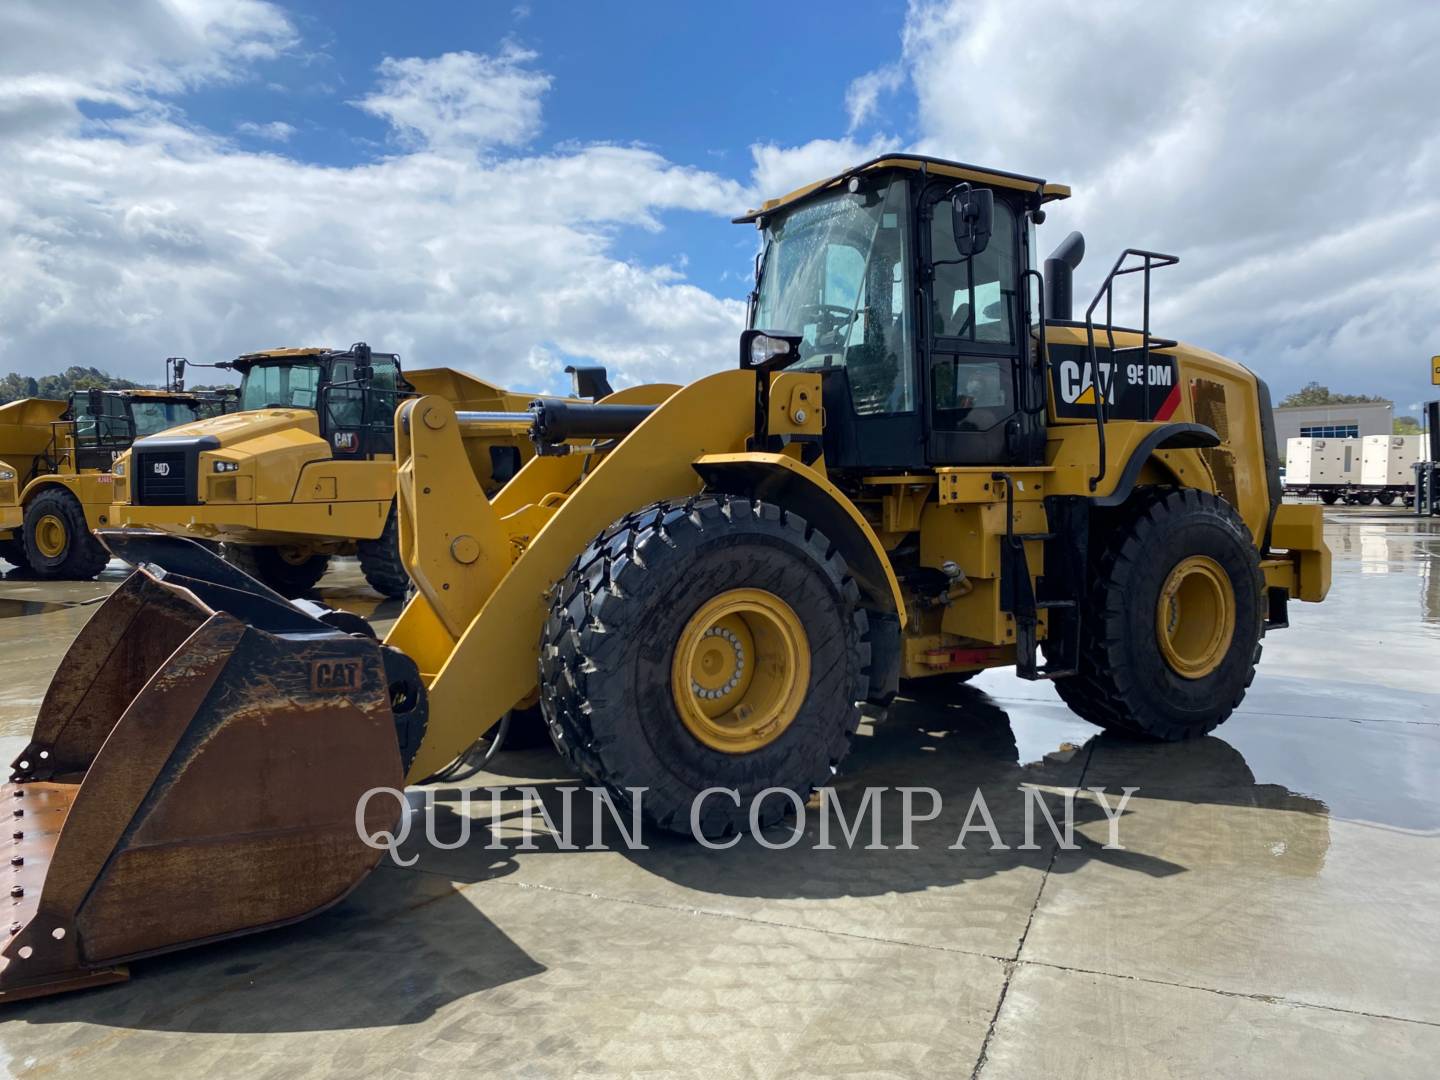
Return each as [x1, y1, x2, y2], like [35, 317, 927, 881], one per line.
[0, 388, 226, 579]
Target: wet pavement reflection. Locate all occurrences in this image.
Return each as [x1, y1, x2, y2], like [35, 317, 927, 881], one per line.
[0, 507, 1436, 1076]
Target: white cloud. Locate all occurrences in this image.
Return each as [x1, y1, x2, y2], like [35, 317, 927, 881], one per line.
[889, 0, 1440, 404]
[0, 6, 752, 393]
[844, 65, 902, 134]
[236, 119, 295, 141]
[747, 0, 1440, 405]
[354, 46, 551, 154]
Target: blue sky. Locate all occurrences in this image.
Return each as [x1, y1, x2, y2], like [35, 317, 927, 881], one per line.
[176, 0, 911, 301]
[3, 0, 1437, 410]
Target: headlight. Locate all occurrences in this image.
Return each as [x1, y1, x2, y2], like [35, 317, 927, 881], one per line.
[0, 470, 13, 482]
[213, 460, 240, 473]
[111, 462, 124, 477]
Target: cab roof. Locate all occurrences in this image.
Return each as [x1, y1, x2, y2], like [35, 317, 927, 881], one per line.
[235, 347, 335, 361]
[734, 154, 1071, 224]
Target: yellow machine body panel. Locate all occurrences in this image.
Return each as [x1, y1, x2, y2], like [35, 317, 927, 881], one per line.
[110, 367, 547, 548]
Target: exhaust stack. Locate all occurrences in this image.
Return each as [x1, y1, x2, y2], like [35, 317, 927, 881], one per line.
[1043, 231, 1086, 321]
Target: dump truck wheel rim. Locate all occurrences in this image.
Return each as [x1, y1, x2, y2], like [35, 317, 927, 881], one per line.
[671, 588, 809, 754]
[1155, 555, 1235, 679]
[34, 514, 67, 558]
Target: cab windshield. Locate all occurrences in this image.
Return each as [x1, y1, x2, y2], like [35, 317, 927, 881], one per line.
[238, 361, 323, 411]
[129, 400, 204, 437]
[752, 178, 913, 414]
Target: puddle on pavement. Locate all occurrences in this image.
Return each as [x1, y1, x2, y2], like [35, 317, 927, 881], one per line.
[0, 596, 100, 618]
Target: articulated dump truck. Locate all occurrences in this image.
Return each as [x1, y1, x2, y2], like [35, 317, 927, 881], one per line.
[110, 345, 595, 598]
[0, 154, 1330, 1001]
[0, 389, 230, 579]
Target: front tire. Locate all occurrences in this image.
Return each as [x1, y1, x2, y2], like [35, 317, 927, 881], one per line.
[222, 543, 330, 597]
[356, 504, 410, 599]
[23, 488, 108, 580]
[1052, 488, 1263, 741]
[541, 496, 871, 838]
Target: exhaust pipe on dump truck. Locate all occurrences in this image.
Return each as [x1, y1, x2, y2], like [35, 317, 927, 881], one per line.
[0, 532, 424, 1002]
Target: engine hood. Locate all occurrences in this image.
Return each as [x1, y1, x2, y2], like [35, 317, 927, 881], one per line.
[132, 408, 321, 451]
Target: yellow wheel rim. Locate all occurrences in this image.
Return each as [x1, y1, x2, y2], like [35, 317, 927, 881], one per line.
[34, 514, 67, 559]
[1155, 555, 1235, 679]
[671, 588, 810, 754]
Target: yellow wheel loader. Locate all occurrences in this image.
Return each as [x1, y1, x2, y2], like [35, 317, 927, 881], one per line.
[0, 154, 1330, 1001]
[0, 389, 229, 579]
[110, 345, 599, 598]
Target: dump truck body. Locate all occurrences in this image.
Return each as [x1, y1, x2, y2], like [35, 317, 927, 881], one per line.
[0, 389, 230, 577]
[110, 346, 573, 597]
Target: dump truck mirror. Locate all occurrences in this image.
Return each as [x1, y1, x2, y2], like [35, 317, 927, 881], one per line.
[951, 185, 993, 257]
[354, 363, 374, 383]
[739, 329, 804, 371]
[87, 388, 104, 414]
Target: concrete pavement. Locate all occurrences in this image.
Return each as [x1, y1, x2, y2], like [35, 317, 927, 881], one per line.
[0, 508, 1436, 1078]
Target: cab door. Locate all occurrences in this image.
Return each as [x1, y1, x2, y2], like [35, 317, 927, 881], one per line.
[321, 357, 367, 460]
[921, 189, 1037, 466]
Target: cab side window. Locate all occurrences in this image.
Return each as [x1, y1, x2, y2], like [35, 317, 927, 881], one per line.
[367, 357, 399, 429]
[930, 199, 1020, 345]
[327, 360, 364, 428]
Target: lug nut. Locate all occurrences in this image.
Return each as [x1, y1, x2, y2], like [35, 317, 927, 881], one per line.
[10, 856, 21, 867]
[11, 831, 21, 840]
[10, 886, 22, 897]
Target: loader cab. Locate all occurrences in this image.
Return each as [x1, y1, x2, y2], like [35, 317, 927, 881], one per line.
[233, 345, 409, 459]
[743, 156, 1063, 472]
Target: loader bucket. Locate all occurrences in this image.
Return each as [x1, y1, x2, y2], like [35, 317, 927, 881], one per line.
[0, 532, 425, 1003]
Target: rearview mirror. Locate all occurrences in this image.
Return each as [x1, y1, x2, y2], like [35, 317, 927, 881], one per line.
[951, 185, 993, 258]
[354, 364, 374, 383]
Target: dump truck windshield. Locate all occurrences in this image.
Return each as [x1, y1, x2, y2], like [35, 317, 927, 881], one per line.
[752, 177, 914, 414]
[238, 361, 323, 411]
[129, 399, 205, 437]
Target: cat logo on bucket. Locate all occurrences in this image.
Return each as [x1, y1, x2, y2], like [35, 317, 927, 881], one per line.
[310, 658, 361, 692]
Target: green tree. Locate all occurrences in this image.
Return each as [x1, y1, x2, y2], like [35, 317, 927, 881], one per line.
[1394, 416, 1421, 435]
[1279, 381, 1391, 407]
[0, 367, 145, 406]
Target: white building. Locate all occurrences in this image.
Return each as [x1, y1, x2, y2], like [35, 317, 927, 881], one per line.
[1273, 401, 1392, 443]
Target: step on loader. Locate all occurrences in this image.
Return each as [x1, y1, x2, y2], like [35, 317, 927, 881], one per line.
[0, 154, 1330, 1001]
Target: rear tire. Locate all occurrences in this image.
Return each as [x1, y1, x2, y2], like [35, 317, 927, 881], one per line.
[1377, 492, 1396, 506]
[541, 495, 871, 838]
[23, 488, 108, 580]
[1356, 493, 1375, 506]
[223, 543, 330, 597]
[356, 504, 410, 599]
[1051, 488, 1263, 741]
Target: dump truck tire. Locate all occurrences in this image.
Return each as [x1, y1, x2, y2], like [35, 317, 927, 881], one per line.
[356, 506, 410, 599]
[541, 495, 871, 838]
[23, 488, 108, 580]
[222, 543, 330, 598]
[1052, 488, 1263, 741]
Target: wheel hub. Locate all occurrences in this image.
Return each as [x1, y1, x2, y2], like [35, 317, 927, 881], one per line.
[671, 588, 809, 754]
[34, 514, 67, 559]
[1155, 555, 1235, 679]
